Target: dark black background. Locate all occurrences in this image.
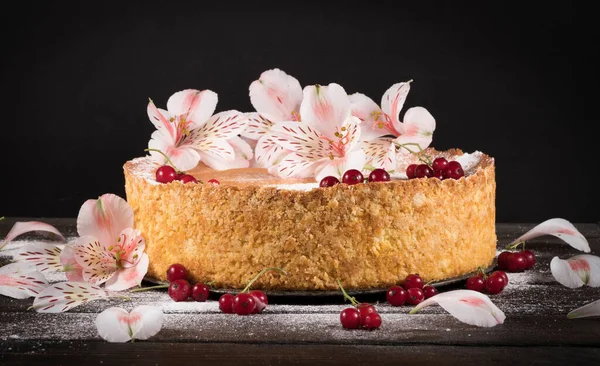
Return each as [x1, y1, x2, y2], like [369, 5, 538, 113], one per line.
[1, 2, 597, 222]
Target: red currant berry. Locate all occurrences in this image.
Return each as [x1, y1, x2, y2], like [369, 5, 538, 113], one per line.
[485, 274, 505, 294]
[404, 274, 424, 289]
[507, 252, 528, 272]
[250, 290, 268, 314]
[166, 263, 187, 282]
[368, 168, 390, 183]
[406, 164, 417, 179]
[521, 250, 536, 270]
[444, 161, 464, 179]
[191, 283, 210, 302]
[168, 279, 192, 302]
[432, 157, 449, 171]
[466, 276, 486, 292]
[233, 293, 257, 315]
[386, 285, 407, 306]
[497, 251, 512, 271]
[180, 174, 198, 184]
[175, 172, 186, 181]
[340, 307, 361, 329]
[363, 312, 382, 330]
[433, 169, 445, 180]
[406, 288, 425, 305]
[320, 176, 340, 188]
[356, 303, 376, 324]
[218, 294, 235, 314]
[342, 169, 364, 185]
[156, 165, 177, 183]
[423, 285, 438, 299]
[491, 271, 509, 288]
[415, 164, 434, 178]
[208, 178, 220, 185]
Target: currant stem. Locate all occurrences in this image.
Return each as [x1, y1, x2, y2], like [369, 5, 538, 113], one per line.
[241, 267, 287, 293]
[505, 240, 525, 251]
[144, 148, 181, 172]
[394, 142, 433, 166]
[129, 284, 169, 293]
[336, 279, 359, 307]
[363, 163, 376, 172]
[477, 266, 488, 279]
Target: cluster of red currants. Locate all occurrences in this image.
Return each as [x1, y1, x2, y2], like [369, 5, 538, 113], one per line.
[406, 157, 464, 180]
[465, 270, 508, 295]
[386, 274, 437, 306]
[497, 249, 536, 272]
[338, 280, 381, 330]
[155, 165, 220, 185]
[166, 263, 211, 302]
[320, 168, 391, 188]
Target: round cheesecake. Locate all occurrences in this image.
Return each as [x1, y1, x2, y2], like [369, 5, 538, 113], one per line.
[123, 149, 496, 290]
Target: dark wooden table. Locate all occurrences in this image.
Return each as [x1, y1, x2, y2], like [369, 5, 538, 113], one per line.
[1, 218, 599, 365]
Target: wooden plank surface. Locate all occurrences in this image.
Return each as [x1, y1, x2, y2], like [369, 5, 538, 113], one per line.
[1, 219, 599, 365]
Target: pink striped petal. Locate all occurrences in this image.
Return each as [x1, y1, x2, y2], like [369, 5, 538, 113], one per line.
[508, 218, 590, 252]
[270, 122, 330, 160]
[362, 138, 397, 172]
[32, 282, 113, 313]
[300, 83, 352, 141]
[0, 263, 48, 299]
[255, 134, 290, 168]
[15, 243, 63, 273]
[166, 89, 218, 129]
[314, 149, 367, 181]
[550, 255, 600, 288]
[381, 81, 411, 135]
[1, 221, 65, 250]
[59, 245, 84, 282]
[275, 153, 318, 178]
[395, 106, 435, 150]
[72, 235, 117, 286]
[241, 112, 276, 140]
[76, 194, 134, 248]
[249, 68, 303, 123]
[567, 299, 600, 319]
[148, 130, 201, 171]
[190, 110, 249, 144]
[410, 290, 506, 327]
[350, 92, 387, 140]
[104, 254, 149, 291]
[96, 305, 163, 343]
[147, 101, 176, 143]
[197, 136, 253, 170]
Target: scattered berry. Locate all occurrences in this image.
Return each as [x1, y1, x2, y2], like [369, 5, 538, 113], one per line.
[180, 174, 198, 184]
[406, 288, 425, 305]
[340, 308, 362, 329]
[521, 250, 536, 270]
[404, 274, 424, 289]
[406, 164, 417, 179]
[491, 270, 509, 288]
[320, 176, 340, 188]
[368, 169, 390, 183]
[356, 303, 377, 323]
[208, 178, 220, 185]
[168, 279, 192, 302]
[432, 157, 449, 171]
[342, 169, 364, 185]
[466, 275, 486, 292]
[415, 164, 434, 178]
[444, 161, 464, 179]
[233, 293, 256, 315]
[166, 263, 188, 282]
[507, 252, 528, 272]
[362, 312, 382, 330]
[192, 283, 210, 302]
[156, 165, 178, 183]
[218, 294, 235, 313]
[386, 285, 407, 306]
[250, 290, 268, 314]
[423, 285, 438, 299]
[485, 273, 506, 295]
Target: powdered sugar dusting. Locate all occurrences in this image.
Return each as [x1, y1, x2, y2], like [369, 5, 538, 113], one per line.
[265, 183, 320, 191]
[127, 157, 161, 186]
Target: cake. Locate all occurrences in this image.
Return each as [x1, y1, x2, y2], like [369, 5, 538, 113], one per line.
[123, 69, 497, 291]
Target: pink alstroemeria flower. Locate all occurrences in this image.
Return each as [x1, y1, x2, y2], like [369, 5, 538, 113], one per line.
[71, 194, 148, 291]
[270, 83, 366, 181]
[350, 81, 435, 172]
[242, 69, 303, 171]
[148, 89, 251, 171]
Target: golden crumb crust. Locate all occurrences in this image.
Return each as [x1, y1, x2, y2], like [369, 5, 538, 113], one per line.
[124, 150, 496, 290]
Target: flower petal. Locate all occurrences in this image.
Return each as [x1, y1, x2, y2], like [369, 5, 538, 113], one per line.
[567, 299, 600, 319]
[270, 122, 330, 160]
[104, 254, 149, 291]
[254, 134, 289, 168]
[300, 83, 351, 141]
[118, 228, 145, 268]
[166, 89, 218, 129]
[274, 153, 318, 178]
[148, 130, 201, 171]
[1, 221, 65, 250]
[190, 110, 249, 145]
[550, 255, 600, 288]
[395, 106, 435, 150]
[96, 307, 132, 343]
[59, 245, 84, 282]
[240, 112, 276, 140]
[76, 194, 134, 248]
[381, 81, 411, 135]
[349, 92, 387, 140]
[72, 236, 117, 286]
[129, 305, 164, 340]
[249, 68, 303, 122]
[410, 289, 506, 327]
[0, 263, 48, 299]
[362, 138, 397, 172]
[200, 136, 253, 170]
[508, 218, 590, 252]
[15, 243, 63, 272]
[314, 149, 367, 181]
[33, 282, 112, 313]
[147, 101, 176, 142]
